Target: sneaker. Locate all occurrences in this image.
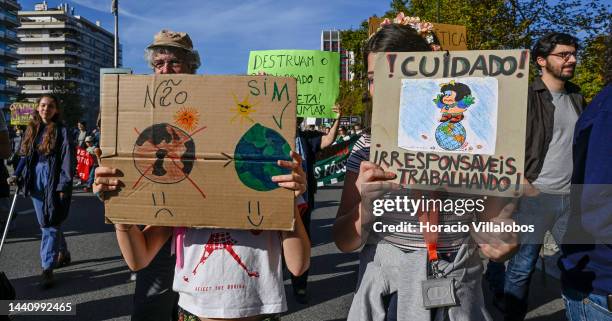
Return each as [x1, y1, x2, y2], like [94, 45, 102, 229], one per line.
[55, 251, 71, 268]
[293, 288, 308, 304]
[40, 269, 54, 289]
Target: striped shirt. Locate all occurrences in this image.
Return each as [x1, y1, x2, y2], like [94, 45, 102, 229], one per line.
[346, 134, 472, 253]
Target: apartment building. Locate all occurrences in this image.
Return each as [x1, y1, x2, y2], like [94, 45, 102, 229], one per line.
[17, 1, 120, 127]
[0, 0, 21, 120]
[321, 29, 354, 81]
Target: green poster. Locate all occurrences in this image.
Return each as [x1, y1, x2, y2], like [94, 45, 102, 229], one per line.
[247, 50, 340, 118]
[314, 135, 360, 187]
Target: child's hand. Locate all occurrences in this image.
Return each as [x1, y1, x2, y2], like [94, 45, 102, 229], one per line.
[272, 151, 306, 198]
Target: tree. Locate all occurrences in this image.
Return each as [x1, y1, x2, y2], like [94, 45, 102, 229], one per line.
[52, 70, 82, 127]
[384, 0, 610, 51]
[573, 34, 608, 102]
[336, 80, 368, 117]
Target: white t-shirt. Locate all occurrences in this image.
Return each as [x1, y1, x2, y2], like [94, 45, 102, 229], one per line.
[172, 228, 286, 318]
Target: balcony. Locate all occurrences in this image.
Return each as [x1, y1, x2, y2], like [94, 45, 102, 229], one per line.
[0, 0, 21, 11]
[0, 30, 19, 43]
[0, 49, 19, 60]
[0, 12, 19, 27]
[0, 66, 20, 77]
[22, 88, 54, 95]
[0, 83, 21, 93]
[17, 62, 83, 70]
[18, 22, 67, 30]
[17, 48, 68, 55]
[18, 35, 79, 43]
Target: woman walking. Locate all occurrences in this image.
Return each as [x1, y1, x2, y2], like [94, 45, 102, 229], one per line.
[9, 94, 74, 288]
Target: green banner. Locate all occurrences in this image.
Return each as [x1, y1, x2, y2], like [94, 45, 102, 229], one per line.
[314, 135, 360, 187]
[247, 50, 340, 118]
[9, 102, 37, 126]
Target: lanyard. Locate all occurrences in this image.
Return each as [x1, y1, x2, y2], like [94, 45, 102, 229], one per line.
[416, 191, 443, 278]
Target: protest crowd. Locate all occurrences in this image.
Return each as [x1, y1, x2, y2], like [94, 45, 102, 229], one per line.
[0, 2, 610, 321]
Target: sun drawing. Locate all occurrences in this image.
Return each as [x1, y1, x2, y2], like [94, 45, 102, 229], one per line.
[230, 94, 258, 124]
[174, 107, 199, 132]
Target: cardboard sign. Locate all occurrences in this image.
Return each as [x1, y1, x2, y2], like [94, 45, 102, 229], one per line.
[100, 74, 297, 230]
[368, 17, 468, 51]
[371, 50, 529, 196]
[9, 102, 37, 126]
[247, 50, 340, 119]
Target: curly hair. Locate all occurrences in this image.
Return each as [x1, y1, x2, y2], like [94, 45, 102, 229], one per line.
[20, 94, 62, 156]
[144, 46, 201, 73]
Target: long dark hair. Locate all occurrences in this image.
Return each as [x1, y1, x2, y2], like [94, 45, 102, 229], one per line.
[20, 94, 62, 156]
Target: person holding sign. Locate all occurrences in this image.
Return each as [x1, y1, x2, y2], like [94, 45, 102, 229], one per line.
[8, 95, 74, 288]
[93, 30, 311, 321]
[292, 106, 341, 304]
[333, 14, 517, 321]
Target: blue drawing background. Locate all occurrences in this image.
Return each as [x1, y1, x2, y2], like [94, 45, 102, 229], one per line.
[397, 77, 498, 155]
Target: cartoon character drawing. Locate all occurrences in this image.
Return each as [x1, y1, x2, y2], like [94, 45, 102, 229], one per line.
[433, 80, 475, 123]
[432, 80, 476, 151]
[192, 232, 260, 278]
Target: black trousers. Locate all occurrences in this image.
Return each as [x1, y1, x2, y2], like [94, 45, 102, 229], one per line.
[290, 194, 314, 291]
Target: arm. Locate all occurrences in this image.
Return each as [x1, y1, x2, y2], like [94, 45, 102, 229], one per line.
[91, 166, 173, 270]
[56, 127, 75, 192]
[333, 171, 363, 252]
[272, 151, 309, 275]
[320, 105, 341, 150]
[115, 225, 173, 271]
[282, 205, 310, 276]
[333, 162, 398, 252]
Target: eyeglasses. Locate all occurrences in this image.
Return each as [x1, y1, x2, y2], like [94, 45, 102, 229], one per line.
[548, 51, 577, 62]
[152, 59, 183, 70]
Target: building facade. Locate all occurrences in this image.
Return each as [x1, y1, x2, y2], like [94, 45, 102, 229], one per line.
[17, 1, 120, 127]
[321, 29, 354, 81]
[0, 0, 21, 121]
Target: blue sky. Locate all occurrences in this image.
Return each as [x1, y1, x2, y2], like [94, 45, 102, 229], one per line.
[19, 0, 391, 74]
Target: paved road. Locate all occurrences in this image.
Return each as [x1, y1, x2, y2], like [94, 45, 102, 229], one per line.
[0, 185, 566, 320]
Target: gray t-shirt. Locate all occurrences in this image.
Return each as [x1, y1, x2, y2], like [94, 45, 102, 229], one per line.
[533, 90, 578, 194]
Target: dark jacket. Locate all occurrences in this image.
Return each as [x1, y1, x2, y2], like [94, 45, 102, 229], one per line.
[15, 123, 75, 227]
[559, 83, 612, 295]
[524, 77, 586, 183]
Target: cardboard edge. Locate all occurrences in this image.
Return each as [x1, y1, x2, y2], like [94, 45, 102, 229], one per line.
[100, 74, 120, 158]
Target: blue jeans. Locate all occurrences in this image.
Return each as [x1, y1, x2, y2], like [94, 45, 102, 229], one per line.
[503, 192, 571, 321]
[86, 165, 97, 187]
[31, 161, 67, 271]
[563, 286, 612, 321]
[32, 195, 67, 270]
